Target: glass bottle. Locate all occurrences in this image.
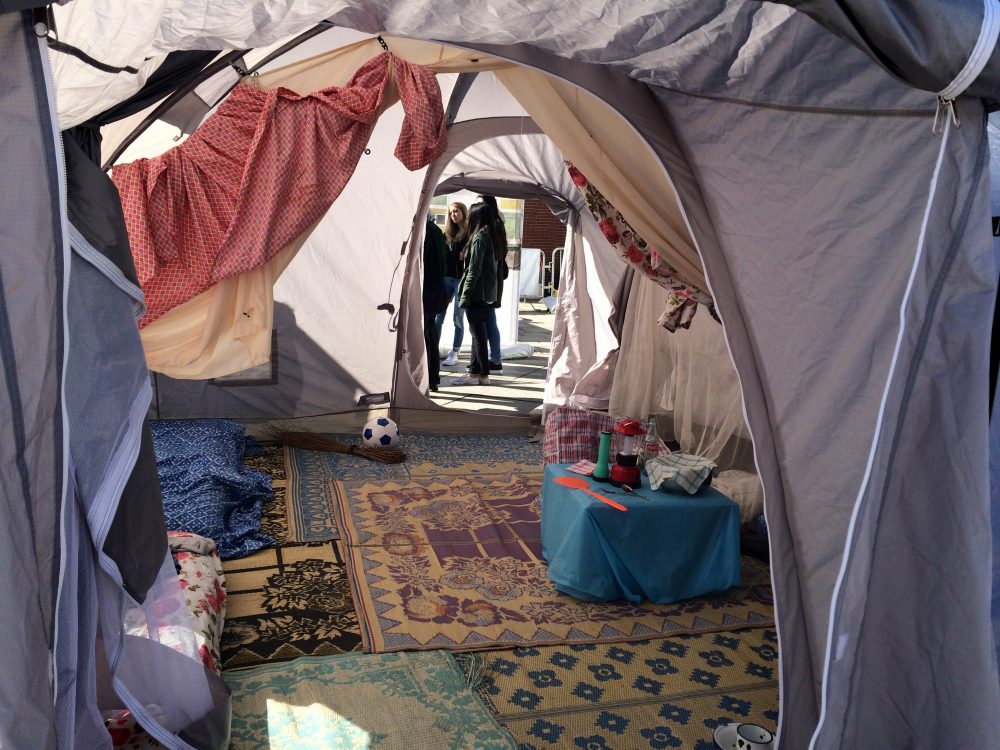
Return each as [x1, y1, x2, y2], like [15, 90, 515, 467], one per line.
[643, 414, 660, 460]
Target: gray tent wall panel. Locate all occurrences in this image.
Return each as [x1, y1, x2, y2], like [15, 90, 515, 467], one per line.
[777, 0, 1000, 103]
[47, 1, 945, 140]
[993, 340, 1000, 680]
[658, 78, 1000, 750]
[63, 136, 168, 603]
[990, 112, 1000, 677]
[0, 11, 64, 750]
[61, 243, 151, 750]
[812, 99, 1000, 749]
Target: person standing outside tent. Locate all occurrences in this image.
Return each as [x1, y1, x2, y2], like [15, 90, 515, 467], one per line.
[438, 201, 469, 367]
[450, 202, 499, 386]
[422, 216, 449, 391]
[475, 194, 509, 372]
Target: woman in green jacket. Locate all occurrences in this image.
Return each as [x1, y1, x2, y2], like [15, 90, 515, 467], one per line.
[450, 202, 499, 386]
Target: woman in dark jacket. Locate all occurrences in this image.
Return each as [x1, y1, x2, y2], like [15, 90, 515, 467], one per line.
[476, 194, 508, 372]
[450, 202, 499, 386]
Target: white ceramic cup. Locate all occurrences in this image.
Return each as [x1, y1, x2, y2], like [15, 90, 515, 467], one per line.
[734, 723, 774, 750]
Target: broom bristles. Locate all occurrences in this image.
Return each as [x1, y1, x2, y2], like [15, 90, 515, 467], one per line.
[275, 431, 406, 464]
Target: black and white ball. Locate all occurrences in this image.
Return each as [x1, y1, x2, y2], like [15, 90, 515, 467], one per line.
[362, 417, 400, 448]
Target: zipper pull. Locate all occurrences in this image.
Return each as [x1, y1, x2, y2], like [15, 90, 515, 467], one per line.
[933, 96, 960, 136]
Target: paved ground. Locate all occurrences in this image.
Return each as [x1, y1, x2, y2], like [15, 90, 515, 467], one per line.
[430, 302, 553, 416]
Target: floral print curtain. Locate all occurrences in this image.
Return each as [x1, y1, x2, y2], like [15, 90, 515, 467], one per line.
[567, 163, 717, 332]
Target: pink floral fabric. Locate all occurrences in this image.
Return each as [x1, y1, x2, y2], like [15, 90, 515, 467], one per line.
[166, 531, 227, 673]
[104, 710, 162, 750]
[114, 53, 447, 327]
[567, 163, 717, 332]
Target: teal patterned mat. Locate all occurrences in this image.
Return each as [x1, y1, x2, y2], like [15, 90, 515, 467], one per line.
[285, 433, 542, 542]
[224, 651, 517, 750]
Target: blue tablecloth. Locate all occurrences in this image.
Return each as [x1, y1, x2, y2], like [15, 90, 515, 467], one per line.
[541, 463, 741, 604]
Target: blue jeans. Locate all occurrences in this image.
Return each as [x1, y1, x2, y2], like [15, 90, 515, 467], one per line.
[434, 276, 464, 350]
[486, 307, 501, 364]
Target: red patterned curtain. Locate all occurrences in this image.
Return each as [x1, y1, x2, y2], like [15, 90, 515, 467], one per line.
[114, 53, 446, 327]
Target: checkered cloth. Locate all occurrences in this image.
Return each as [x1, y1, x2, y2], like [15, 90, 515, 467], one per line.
[645, 452, 720, 494]
[543, 406, 618, 465]
[567, 460, 596, 475]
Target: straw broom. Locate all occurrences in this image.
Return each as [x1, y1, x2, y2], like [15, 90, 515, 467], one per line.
[275, 431, 406, 464]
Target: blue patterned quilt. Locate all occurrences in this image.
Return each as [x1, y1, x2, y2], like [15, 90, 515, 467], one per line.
[150, 419, 273, 559]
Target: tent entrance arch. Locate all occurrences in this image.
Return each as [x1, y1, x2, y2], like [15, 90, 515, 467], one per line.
[10, 5, 998, 748]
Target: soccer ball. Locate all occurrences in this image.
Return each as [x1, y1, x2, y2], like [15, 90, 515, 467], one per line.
[362, 417, 400, 448]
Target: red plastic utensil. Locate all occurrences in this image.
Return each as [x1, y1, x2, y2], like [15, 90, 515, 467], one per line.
[554, 475, 628, 512]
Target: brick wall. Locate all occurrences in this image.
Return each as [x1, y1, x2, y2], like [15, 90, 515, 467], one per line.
[521, 199, 566, 260]
[520, 199, 568, 292]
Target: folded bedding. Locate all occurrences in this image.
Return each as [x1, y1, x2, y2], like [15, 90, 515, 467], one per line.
[150, 418, 273, 559]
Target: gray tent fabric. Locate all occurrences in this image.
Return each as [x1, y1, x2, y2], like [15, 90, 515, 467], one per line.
[64, 135, 167, 602]
[9, 2, 1000, 747]
[67, 223, 231, 749]
[989, 112, 1000, 678]
[659, 74, 1000, 749]
[0, 11, 64, 750]
[776, 0, 1000, 103]
[993, 350, 1000, 680]
[811, 100, 999, 748]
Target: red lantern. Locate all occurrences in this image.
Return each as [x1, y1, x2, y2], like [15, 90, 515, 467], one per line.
[611, 418, 645, 487]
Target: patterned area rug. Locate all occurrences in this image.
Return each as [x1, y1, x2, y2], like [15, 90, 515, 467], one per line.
[285, 432, 542, 542]
[331, 474, 773, 653]
[471, 628, 779, 750]
[224, 651, 517, 750]
[222, 446, 362, 669]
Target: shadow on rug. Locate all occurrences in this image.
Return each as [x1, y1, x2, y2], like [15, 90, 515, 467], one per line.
[469, 627, 779, 750]
[285, 432, 542, 543]
[223, 446, 362, 669]
[224, 651, 517, 750]
[330, 474, 773, 653]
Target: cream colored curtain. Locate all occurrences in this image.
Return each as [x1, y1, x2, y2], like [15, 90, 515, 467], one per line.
[609, 273, 749, 467]
[140, 229, 306, 379]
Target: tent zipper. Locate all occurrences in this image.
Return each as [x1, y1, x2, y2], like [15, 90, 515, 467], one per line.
[933, 96, 960, 134]
[933, 0, 1000, 134]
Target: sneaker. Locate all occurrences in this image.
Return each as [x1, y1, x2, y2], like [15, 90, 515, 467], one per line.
[449, 373, 481, 386]
[442, 351, 459, 366]
[488, 360, 502, 373]
[479, 375, 490, 386]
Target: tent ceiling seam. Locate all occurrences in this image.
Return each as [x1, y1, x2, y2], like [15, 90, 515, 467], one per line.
[658, 86, 935, 118]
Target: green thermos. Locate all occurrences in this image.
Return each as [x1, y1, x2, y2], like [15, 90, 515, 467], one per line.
[593, 430, 612, 482]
